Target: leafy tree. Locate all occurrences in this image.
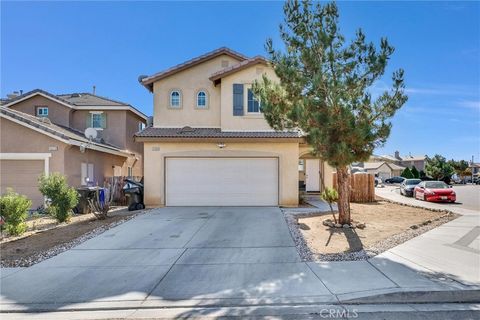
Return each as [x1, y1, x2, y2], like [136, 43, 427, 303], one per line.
[0, 188, 31, 235]
[425, 155, 455, 181]
[252, 0, 407, 224]
[38, 173, 79, 223]
[401, 167, 414, 179]
[448, 159, 470, 179]
[410, 166, 420, 178]
[419, 170, 426, 178]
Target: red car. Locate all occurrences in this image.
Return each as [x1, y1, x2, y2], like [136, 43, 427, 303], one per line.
[414, 181, 456, 203]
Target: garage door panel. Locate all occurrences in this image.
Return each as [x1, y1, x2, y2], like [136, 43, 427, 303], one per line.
[0, 160, 44, 208]
[166, 158, 278, 206]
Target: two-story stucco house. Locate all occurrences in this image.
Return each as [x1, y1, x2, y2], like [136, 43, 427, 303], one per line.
[136, 47, 334, 207]
[0, 89, 147, 208]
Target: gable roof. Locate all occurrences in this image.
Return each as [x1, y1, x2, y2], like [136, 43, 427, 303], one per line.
[209, 56, 269, 83]
[139, 47, 248, 92]
[0, 107, 132, 158]
[2, 89, 147, 120]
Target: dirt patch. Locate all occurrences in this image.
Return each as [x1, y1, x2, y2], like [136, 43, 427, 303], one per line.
[297, 200, 457, 258]
[1, 208, 139, 267]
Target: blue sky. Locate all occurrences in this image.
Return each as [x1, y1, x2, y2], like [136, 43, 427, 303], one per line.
[2, 1, 479, 161]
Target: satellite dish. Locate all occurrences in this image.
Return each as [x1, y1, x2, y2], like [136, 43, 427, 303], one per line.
[84, 127, 98, 140]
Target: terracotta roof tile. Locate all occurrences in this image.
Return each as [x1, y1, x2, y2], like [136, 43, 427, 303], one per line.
[135, 127, 302, 139]
[209, 56, 269, 81]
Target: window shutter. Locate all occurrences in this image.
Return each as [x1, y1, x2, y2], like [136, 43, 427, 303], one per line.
[86, 114, 91, 128]
[233, 84, 244, 116]
[101, 113, 107, 129]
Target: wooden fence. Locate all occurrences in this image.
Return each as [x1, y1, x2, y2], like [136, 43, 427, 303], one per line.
[333, 173, 375, 203]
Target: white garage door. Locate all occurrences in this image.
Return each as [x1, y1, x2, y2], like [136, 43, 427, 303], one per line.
[166, 157, 278, 206]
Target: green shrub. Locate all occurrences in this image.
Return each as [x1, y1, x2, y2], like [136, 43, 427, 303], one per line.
[38, 173, 79, 223]
[411, 166, 420, 179]
[320, 187, 339, 224]
[0, 188, 31, 235]
[401, 167, 414, 179]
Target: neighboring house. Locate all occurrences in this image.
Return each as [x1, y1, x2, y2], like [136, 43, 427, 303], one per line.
[353, 161, 405, 180]
[0, 89, 147, 208]
[471, 163, 480, 177]
[370, 151, 426, 171]
[135, 47, 334, 207]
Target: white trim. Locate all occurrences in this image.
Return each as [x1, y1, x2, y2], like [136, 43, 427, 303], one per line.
[0, 153, 51, 176]
[3, 92, 74, 110]
[1, 113, 131, 158]
[3, 92, 148, 121]
[74, 106, 148, 121]
[89, 111, 104, 114]
[69, 140, 132, 158]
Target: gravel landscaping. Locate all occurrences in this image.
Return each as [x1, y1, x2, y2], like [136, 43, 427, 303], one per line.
[283, 200, 459, 261]
[0, 209, 149, 267]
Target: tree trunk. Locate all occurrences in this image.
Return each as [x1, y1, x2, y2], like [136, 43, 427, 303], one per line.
[336, 166, 351, 224]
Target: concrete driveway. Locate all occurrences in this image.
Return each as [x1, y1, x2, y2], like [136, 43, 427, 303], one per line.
[0, 206, 466, 315]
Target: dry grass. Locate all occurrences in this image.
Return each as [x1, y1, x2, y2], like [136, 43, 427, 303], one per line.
[299, 200, 451, 255]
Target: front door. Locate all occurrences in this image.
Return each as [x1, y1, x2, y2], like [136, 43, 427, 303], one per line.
[305, 159, 320, 192]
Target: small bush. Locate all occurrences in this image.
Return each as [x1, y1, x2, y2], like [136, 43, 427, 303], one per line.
[0, 188, 31, 235]
[321, 187, 339, 224]
[38, 173, 79, 223]
[411, 166, 420, 179]
[401, 167, 414, 179]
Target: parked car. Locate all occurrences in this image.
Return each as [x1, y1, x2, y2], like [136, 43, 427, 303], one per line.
[400, 179, 421, 197]
[414, 181, 456, 203]
[385, 176, 405, 184]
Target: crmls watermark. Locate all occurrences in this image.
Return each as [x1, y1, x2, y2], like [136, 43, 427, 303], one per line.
[314, 308, 359, 318]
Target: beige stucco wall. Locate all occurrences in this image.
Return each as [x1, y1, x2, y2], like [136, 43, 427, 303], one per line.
[143, 141, 299, 207]
[1, 117, 130, 189]
[0, 117, 66, 174]
[152, 54, 241, 128]
[71, 110, 127, 149]
[7, 95, 72, 127]
[220, 64, 278, 131]
[63, 145, 127, 187]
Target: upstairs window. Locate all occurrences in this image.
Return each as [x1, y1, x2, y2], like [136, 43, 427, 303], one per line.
[170, 90, 181, 108]
[247, 89, 261, 113]
[138, 122, 145, 132]
[36, 106, 48, 117]
[197, 91, 207, 108]
[90, 112, 105, 129]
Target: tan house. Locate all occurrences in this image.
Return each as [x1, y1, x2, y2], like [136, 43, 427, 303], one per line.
[370, 151, 426, 171]
[0, 89, 147, 208]
[359, 162, 405, 180]
[136, 47, 334, 207]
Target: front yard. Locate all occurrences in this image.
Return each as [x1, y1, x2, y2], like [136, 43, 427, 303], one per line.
[0, 208, 142, 267]
[291, 199, 458, 260]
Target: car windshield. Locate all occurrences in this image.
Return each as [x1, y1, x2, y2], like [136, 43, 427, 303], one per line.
[406, 179, 421, 185]
[425, 181, 448, 189]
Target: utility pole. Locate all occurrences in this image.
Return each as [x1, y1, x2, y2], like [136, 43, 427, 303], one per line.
[472, 156, 474, 184]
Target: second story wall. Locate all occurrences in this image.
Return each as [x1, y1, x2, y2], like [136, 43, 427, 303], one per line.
[7, 95, 71, 127]
[152, 54, 241, 128]
[220, 65, 278, 131]
[71, 110, 127, 150]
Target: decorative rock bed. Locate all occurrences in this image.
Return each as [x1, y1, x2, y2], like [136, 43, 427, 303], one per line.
[0, 209, 149, 268]
[283, 202, 458, 262]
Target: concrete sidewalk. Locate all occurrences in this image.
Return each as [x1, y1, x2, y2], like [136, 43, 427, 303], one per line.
[1, 206, 479, 317]
[376, 186, 480, 287]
